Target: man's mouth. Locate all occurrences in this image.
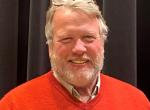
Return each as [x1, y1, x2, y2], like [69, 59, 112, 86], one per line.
[68, 59, 89, 64]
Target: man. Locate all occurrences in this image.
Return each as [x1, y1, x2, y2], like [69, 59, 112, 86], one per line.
[0, 0, 149, 109]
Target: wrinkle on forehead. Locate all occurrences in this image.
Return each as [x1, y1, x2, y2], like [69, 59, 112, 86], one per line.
[54, 7, 97, 25]
[52, 7, 99, 36]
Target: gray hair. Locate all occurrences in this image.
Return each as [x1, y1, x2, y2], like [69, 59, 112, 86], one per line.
[45, 0, 108, 44]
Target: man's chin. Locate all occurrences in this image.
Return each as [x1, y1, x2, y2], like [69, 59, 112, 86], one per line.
[63, 69, 96, 84]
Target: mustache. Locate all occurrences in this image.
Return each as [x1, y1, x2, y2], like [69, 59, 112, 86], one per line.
[52, 52, 103, 67]
[67, 54, 91, 61]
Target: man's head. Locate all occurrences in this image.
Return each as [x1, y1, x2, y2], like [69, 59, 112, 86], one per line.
[45, 0, 108, 42]
[45, 0, 108, 88]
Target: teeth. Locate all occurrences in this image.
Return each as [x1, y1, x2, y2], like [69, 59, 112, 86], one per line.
[71, 60, 87, 64]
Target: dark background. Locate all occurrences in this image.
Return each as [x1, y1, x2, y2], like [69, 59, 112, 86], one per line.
[0, 0, 149, 100]
[137, 0, 150, 99]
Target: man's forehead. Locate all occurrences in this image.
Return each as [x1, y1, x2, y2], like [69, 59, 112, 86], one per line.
[53, 7, 97, 24]
[54, 7, 75, 18]
[52, 8, 99, 37]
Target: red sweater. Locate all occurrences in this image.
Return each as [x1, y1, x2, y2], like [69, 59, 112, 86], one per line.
[0, 71, 149, 110]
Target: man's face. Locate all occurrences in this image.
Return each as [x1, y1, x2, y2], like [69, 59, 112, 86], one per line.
[49, 7, 104, 87]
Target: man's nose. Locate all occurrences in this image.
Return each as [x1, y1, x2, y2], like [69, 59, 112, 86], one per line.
[72, 39, 87, 55]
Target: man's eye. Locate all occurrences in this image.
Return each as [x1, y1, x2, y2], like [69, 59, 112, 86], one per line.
[59, 37, 72, 44]
[83, 36, 96, 42]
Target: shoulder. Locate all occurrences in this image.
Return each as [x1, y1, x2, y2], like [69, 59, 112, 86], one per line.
[0, 71, 63, 109]
[12, 72, 51, 93]
[101, 73, 143, 94]
[0, 71, 53, 101]
[101, 73, 149, 104]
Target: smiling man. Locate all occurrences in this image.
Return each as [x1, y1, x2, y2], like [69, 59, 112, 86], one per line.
[48, 6, 105, 103]
[0, 0, 150, 110]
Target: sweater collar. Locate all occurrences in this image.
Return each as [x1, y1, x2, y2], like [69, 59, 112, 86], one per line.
[52, 71, 100, 103]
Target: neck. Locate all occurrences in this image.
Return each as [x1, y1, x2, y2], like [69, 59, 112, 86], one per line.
[74, 74, 98, 102]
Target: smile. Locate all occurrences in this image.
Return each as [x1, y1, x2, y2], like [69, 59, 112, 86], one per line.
[69, 60, 89, 64]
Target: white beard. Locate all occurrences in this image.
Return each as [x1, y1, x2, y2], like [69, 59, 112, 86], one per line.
[50, 52, 104, 87]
